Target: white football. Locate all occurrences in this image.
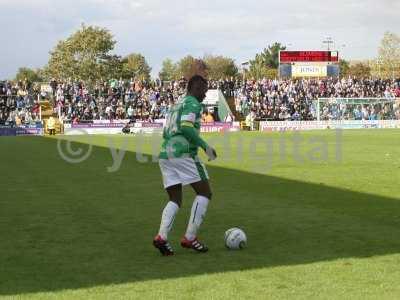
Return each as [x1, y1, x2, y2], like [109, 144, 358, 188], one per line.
[224, 227, 247, 250]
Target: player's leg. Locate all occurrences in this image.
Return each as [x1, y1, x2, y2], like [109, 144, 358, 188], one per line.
[185, 180, 212, 239]
[154, 160, 183, 256]
[166, 183, 183, 207]
[153, 184, 182, 256]
[190, 179, 212, 199]
[181, 161, 212, 252]
[158, 184, 182, 240]
[168, 156, 210, 252]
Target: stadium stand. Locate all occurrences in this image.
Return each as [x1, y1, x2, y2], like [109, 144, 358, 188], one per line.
[1, 78, 399, 127]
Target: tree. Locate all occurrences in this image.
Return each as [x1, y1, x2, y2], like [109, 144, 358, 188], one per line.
[203, 55, 238, 79]
[176, 55, 195, 79]
[36, 68, 49, 82]
[121, 53, 151, 81]
[248, 56, 277, 79]
[339, 59, 350, 77]
[248, 42, 286, 79]
[46, 24, 116, 82]
[377, 31, 400, 79]
[176, 56, 208, 79]
[101, 55, 123, 80]
[248, 56, 269, 79]
[348, 62, 371, 78]
[159, 58, 178, 81]
[254, 42, 286, 69]
[15, 67, 43, 83]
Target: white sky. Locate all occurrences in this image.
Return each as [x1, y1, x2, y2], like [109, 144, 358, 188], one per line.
[0, 0, 399, 79]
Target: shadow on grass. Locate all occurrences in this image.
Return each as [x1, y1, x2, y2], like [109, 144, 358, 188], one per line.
[1, 136, 400, 296]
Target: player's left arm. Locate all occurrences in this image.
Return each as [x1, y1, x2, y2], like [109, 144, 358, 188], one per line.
[180, 103, 217, 160]
[181, 109, 208, 151]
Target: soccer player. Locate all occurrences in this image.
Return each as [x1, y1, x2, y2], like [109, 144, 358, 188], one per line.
[153, 75, 217, 256]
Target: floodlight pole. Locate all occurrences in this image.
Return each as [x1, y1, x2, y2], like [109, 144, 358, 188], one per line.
[392, 62, 396, 81]
[323, 37, 334, 51]
[241, 61, 249, 81]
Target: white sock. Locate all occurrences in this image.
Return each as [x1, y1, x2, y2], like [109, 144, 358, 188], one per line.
[158, 201, 179, 240]
[185, 195, 209, 241]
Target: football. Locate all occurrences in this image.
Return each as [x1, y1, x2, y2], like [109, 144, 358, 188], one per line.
[224, 228, 247, 250]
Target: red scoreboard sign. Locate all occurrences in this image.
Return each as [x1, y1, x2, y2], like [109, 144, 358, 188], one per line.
[280, 51, 339, 63]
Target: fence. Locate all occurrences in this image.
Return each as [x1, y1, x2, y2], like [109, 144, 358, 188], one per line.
[316, 98, 399, 121]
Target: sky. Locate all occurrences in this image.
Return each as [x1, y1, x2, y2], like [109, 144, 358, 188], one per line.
[0, 0, 399, 79]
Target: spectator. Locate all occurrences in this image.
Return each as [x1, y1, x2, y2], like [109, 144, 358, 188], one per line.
[245, 110, 256, 131]
[47, 116, 56, 135]
[122, 123, 131, 134]
[204, 111, 215, 123]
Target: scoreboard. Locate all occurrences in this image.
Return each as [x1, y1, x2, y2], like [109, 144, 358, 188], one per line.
[279, 50, 340, 78]
[279, 51, 339, 63]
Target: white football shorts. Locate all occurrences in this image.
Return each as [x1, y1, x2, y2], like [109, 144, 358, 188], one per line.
[159, 157, 209, 188]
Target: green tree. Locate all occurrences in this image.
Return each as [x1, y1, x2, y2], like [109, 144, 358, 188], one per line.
[101, 55, 123, 80]
[378, 31, 400, 79]
[15, 67, 43, 83]
[121, 53, 152, 81]
[248, 56, 277, 79]
[339, 59, 350, 77]
[203, 55, 238, 79]
[176, 56, 208, 79]
[36, 68, 49, 82]
[248, 42, 286, 79]
[176, 55, 195, 79]
[47, 24, 116, 82]
[348, 62, 371, 78]
[247, 59, 268, 79]
[255, 42, 286, 69]
[159, 58, 178, 81]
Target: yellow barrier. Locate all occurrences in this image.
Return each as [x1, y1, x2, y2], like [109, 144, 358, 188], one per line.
[43, 118, 63, 135]
[240, 121, 250, 131]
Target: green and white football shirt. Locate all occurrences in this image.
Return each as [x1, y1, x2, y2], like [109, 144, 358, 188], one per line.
[159, 95, 204, 159]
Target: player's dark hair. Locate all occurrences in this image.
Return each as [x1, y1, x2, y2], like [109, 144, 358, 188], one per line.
[187, 75, 207, 92]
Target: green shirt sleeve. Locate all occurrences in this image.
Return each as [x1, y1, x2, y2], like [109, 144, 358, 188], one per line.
[180, 96, 207, 150]
[181, 125, 208, 150]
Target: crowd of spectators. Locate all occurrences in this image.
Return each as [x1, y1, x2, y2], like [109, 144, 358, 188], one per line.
[1, 77, 400, 126]
[53, 78, 187, 123]
[233, 78, 400, 121]
[54, 77, 239, 124]
[0, 80, 41, 126]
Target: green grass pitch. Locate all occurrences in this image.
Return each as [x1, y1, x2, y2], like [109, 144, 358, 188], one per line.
[1, 130, 400, 299]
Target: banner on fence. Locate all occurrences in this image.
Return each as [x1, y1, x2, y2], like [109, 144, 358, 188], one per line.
[0, 127, 43, 136]
[200, 122, 240, 133]
[63, 121, 240, 135]
[0, 123, 44, 136]
[259, 120, 400, 131]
